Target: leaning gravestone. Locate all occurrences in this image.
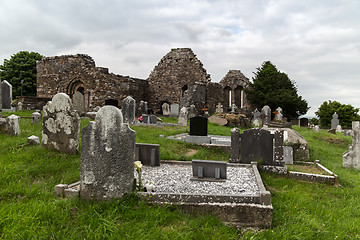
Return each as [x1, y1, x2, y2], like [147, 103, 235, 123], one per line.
[261, 105, 271, 125]
[1, 80, 12, 109]
[42, 93, 80, 154]
[188, 104, 197, 118]
[331, 112, 339, 130]
[122, 96, 136, 125]
[80, 106, 136, 200]
[72, 91, 85, 116]
[6, 114, 20, 136]
[343, 121, 360, 169]
[178, 107, 188, 126]
[162, 103, 170, 116]
[170, 103, 179, 117]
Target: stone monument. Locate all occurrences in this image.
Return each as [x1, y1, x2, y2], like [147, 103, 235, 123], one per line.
[122, 96, 136, 125]
[178, 106, 188, 126]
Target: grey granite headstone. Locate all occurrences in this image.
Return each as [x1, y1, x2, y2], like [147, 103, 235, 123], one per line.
[178, 106, 188, 126]
[331, 112, 339, 130]
[240, 128, 284, 166]
[162, 103, 170, 116]
[72, 91, 85, 116]
[188, 104, 197, 118]
[42, 93, 80, 154]
[192, 160, 227, 180]
[80, 106, 136, 200]
[1, 80, 12, 109]
[135, 143, 160, 166]
[230, 128, 240, 163]
[6, 114, 20, 136]
[32, 112, 41, 124]
[170, 103, 179, 117]
[122, 96, 136, 125]
[343, 121, 360, 169]
[284, 146, 293, 164]
[261, 105, 271, 125]
[142, 114, 157, 124]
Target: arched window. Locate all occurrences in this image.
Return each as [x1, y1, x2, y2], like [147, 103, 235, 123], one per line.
[223, 86, 232, 110]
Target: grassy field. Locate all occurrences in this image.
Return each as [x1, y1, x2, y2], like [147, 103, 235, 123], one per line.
[1, 111, 360, 239]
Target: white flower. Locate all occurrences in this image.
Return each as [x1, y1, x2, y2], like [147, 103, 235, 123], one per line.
[134, 161, 143, 171]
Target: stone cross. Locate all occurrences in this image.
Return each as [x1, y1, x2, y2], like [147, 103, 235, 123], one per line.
[231, 103, 237, 113]
[80, 106, 136, 200]
[201, 105, 208, 115]
[122, 96, 136, 125]
[275, 107, 283, 121]
[272, 109, 279, 121]
[215, 103, 223, 113]
[42, 93, 80, 154]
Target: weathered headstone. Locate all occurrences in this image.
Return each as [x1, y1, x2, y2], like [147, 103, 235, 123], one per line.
[189, 116, 208, 136]
[6, 114, 20, 136]
[275, 107, 283, 121]
[1, 80, 12, 109]
[162, 103, 170, 116]
[178, 106, 188, 126]
[170, 103, 179, 117]
[142, 114, 157, 124]
[42, 93, 80, 154]
[336, 125, 342, 133]
[139, 100, 148, 115]
[28, 135, 40, 145]
[80, 106, 136, 200]
[261, 105, 271, 125]
[215, 103, 223, 113]
[253, 119, 260, 127]
[17, 102, 23, 111]
[240, 128, 284, 166]
[32, 112, 41, 124]
[122, 96, 136, 125]
[188, 104, 197, 118]
[230, 128, 240, 163]
[72, 91, 85, 116]
[283, 146, 293, 164]
[313, 125, 321, 132]
[343, 121, 360, 169]
[331, 112, 339, 130]
[253, 108, 261, 121]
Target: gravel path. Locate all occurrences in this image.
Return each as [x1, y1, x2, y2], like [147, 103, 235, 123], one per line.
[135, 163, 259, 196]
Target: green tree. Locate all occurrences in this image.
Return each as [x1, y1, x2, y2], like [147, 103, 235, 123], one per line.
[245, 61, 309, 119]
[315, 100, 360, 128]
[0, 51, 44, 97]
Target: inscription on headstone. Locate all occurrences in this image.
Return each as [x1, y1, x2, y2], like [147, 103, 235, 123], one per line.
[189, 116, 208, 136]
[162, 103, 170, 116]
[170, 103, 179, 117]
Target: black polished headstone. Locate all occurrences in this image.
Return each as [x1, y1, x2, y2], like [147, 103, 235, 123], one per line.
[105, 99, 119, 108]
[190, 116, 208, 136]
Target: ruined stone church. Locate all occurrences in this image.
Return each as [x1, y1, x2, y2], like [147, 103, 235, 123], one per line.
[36, 48, 252, 114]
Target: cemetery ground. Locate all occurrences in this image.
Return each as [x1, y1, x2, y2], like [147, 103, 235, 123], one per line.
[1, 111, 360, 239]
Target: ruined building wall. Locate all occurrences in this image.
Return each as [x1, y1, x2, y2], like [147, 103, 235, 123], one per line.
[206, 82, 223, 115]
[147, 48, 211, 113]
[37, 54, 148, 112]
[219, 70, 252, 110]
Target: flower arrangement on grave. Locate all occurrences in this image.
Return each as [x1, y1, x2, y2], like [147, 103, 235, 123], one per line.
[134, 161, 143, 191]
[138, 116, 143, 123]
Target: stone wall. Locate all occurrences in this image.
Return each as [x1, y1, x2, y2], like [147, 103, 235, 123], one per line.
[147, 48, 211, 113]
[206, 82, 223, 115]
[220, 70, 252, 110]
[37, 54, 148, 112]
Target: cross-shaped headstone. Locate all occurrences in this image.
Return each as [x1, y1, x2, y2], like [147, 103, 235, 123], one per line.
[202, 105, 208, 114]
[272, 110, 279, 121]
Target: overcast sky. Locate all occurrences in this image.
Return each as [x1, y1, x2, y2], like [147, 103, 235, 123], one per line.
[0, 0, 359, 117]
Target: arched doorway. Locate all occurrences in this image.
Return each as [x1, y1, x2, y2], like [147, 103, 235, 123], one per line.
[67, 79, 89, 113]
[234, 86, 243, 109]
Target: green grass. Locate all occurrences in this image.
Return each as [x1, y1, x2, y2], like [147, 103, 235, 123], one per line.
[2, 112, 360, 239]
